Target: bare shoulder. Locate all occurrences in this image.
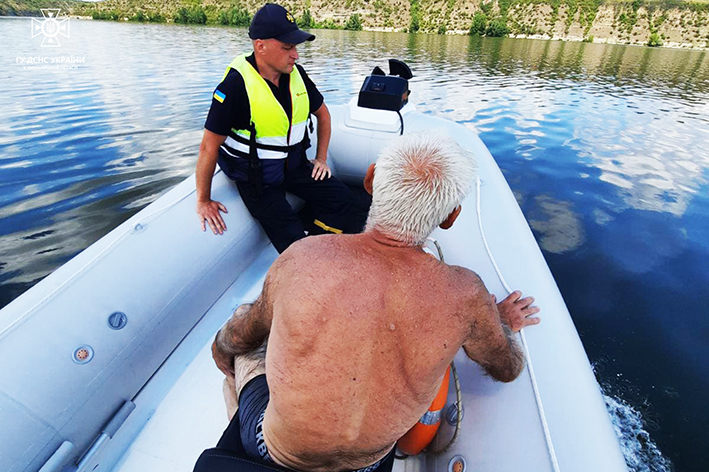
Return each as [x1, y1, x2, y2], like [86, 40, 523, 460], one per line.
[284, 235, 342, 262]
[444, 264, 488, 298]
[437, 264, 492, 324]
[284, 233, 344, 256]
[267, 235, 344, 282]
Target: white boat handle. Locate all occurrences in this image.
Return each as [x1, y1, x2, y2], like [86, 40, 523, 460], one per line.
[38, 441, 76, 472]
[60, 400, 136, 472]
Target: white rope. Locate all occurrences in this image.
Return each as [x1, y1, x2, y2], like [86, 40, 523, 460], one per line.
[0, 175, 203, 341]
[475, 177, 561, 472]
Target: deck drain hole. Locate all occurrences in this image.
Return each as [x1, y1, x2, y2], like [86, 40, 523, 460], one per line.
[448, 455, 467, 472]
[73, 345, 94, 364]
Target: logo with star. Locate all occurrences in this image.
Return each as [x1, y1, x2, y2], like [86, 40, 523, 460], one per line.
[31, 9, 70, 47]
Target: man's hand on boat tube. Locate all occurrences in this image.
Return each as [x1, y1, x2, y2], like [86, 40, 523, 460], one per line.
[197, 199, 228, 235]
[493, 291, 540, 332]
[195, 129, 229, 234]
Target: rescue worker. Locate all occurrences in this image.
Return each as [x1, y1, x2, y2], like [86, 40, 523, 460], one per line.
[196, 3, 360, 253]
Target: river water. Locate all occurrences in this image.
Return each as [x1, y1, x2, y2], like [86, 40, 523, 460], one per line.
[1, 17, 708, 471]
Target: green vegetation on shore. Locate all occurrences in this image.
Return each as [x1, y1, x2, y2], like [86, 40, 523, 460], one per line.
[1, 0, 708, 48]
[0, 0, 86, 16]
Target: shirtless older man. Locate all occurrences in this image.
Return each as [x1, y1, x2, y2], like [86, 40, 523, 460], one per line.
[212, 133, 541, 472]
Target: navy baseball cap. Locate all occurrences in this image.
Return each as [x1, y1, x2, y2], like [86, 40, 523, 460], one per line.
[249, 3, 315, 44]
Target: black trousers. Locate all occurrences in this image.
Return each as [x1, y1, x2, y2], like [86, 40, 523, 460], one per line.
[236, 162, 364, 253]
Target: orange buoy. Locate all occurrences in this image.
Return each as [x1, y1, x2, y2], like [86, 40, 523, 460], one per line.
[397, 366, 451, 455]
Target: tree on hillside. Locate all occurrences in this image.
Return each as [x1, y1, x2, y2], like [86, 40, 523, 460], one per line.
[470, 12, 488, 35]
[486, 18, 509, 37]
[299, 9, 313, 28]
[409, 0, 421, 33]
[219, 7, 250, 26]
[148, 13, 165, 23]
[345, 13, 363, 31]
[174, 6, 207, 25]
[647, 32, 662, 46]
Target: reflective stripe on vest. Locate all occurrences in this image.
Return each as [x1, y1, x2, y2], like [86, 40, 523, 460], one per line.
[220, 54, 309, 160]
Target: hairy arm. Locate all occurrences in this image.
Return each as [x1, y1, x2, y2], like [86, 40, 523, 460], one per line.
[212, 262, 281, 376]
[464, 300, 525, 382]
[459, 273, 540, 382]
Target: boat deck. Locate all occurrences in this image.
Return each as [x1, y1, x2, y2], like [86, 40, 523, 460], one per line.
[114, 322, 228, 471]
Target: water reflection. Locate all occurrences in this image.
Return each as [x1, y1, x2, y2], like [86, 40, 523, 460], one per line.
[1, 21, 708, 471]
[527, 195, 586, 253]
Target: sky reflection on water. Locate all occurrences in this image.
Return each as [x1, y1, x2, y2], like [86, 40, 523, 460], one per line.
[1, 19, 708, 471]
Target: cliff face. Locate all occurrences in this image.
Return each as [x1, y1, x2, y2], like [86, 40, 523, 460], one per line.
[503, 2, 709, 48]
[3, 0, 707, 48]
[245, 0, 709, 47]
[239, 0, 707, 47]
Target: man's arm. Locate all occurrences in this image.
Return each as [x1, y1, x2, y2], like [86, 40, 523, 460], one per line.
[212, 301, 271, 377]
[211, 257, 283, 376]
[196, 129, 228, 234]
[462, 280, 540, 382]
[310, 103, 332, 181]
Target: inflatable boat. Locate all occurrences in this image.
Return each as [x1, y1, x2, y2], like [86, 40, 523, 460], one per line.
[0, 66, 628, 472]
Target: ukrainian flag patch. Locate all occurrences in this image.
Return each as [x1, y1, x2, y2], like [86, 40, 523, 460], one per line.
[213, 90, 226, 103]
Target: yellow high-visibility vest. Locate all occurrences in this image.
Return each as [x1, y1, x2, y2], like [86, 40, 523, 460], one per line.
[221, 53, 310, 160]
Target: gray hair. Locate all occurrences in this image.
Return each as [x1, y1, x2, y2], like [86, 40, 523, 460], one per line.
[365, 132, 477, 246]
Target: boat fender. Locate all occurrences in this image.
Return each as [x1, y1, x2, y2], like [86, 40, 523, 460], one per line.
[397, 365, 451, 455]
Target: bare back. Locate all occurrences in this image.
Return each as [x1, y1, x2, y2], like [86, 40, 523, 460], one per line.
[262, 233, 494, 471]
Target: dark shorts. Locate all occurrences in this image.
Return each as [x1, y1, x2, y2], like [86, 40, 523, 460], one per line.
[238, 375, 273, 462]
[238, 375, 395, 472]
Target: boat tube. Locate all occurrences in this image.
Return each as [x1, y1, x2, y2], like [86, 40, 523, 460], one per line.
[0, 70, 628, 472]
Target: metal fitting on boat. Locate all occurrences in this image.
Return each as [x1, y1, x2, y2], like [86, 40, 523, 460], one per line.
[448, 455, 467, 472]
[108, 312, 128, 330]
[72, 345, 94, 364]
[445, 402, 464, 425]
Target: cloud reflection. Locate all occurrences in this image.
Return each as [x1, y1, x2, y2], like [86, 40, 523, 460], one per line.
[528, 195, 586, 254]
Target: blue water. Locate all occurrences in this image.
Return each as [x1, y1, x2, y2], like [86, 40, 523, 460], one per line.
[1, 18, 708, 471]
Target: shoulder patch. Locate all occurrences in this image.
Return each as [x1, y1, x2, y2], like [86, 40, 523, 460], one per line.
[213, 90, 226, 103]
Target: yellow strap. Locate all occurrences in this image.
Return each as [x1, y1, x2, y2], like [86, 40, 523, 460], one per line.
[313, 219, 342, 234]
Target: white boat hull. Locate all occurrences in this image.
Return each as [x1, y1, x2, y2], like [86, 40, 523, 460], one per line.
[0, 99, 627, 472]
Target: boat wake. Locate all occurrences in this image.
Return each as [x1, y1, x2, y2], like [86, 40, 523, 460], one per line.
[602, 390, 674, 472]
